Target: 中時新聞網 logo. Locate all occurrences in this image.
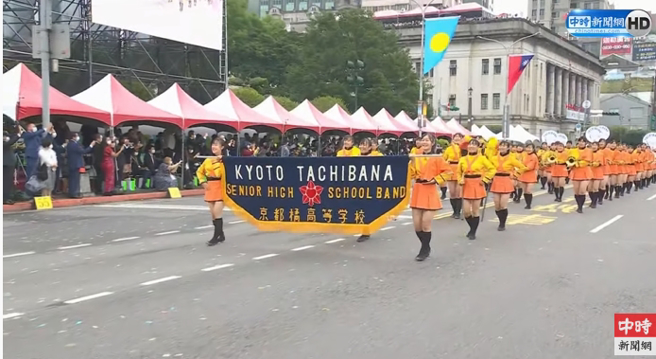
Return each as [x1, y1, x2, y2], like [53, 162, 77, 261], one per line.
[566, 9, 652, 38]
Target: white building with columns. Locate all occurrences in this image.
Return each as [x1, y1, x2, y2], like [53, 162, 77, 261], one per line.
[388, 18, 605, 137]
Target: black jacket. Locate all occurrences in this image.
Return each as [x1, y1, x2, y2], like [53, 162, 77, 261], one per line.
[3, 134, 20, 167]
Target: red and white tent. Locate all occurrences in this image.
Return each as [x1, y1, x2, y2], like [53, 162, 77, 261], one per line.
[373, 109, 417, 136]
[431, 117, 456, 135]
[148, 83, 237, 130]
[2, 63, 111, 124]
[324, 104, 358, 134]
[72, 75, 182, 127]
[290, 100, 350, 134]
[253, 96, 320, 133]
[204, 89, 284, 131]
[348, 107, 379, 134]
[446, 118, 472, 136]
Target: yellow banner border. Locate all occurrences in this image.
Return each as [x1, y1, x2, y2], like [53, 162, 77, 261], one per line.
[222, 168, 411, 235]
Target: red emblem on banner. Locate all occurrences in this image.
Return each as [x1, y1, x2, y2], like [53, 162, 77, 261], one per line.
[299, 180, 324, 207]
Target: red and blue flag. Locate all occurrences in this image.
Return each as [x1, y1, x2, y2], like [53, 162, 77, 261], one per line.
[507, 54, 534, 95]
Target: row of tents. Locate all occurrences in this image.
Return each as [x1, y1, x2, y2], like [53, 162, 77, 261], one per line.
[471, 124, 540, 143]
[2, 63, 540, 142]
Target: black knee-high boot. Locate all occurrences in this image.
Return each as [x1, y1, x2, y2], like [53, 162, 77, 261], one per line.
[625, 182, 632, 194]
[540, 176, 547, 189]
[608, 185, 614, 200]
[597, 190, 604, 205]
[548, 182, 554, 194]
[554, 186, 560, 201]
[515, 188, 523, 203]
[495, 208, 508, 230]
[208, 218, 225, 246]
[415, 231, 431, 261]
[575, 195, 584, 213]
[524, 193, 533, 209]
[634, 180, 640, 191]
[590, 192, 598, 208]
[469, 216, 480, 239]
[440, 186, 447, 199]
[616, 185, 622, 197]
[453, 198, 462, 219]
[559, 187, 565, 200]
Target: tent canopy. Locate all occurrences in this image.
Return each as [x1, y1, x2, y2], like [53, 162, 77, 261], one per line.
[511, 125, 539, 143]
[253, 96, 320, 133]
[290, 100, 350, 134]
[73, 75, 182, 127]
[349, 107, 379, 134]
[148, 83, 237, 130]
[373, 109, 413, 136]
[204, 89, 284, 132]
[2, 64, 111, 124]
[323, 104, 357, 134]
[446, 118, 472, 136]
[478, 125, 497, 140]
[427, 117, 455, 135]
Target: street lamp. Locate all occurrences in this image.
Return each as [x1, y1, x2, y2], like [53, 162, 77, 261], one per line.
[475, 32, 540, 138]
[346, 60, 365, 113]
[409, 0, 438, 136]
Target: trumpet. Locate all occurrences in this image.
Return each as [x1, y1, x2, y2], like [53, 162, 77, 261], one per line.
[566, 156, 578, 168]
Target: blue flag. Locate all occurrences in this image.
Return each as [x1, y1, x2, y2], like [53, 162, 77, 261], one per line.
[221, 156, 411, 235]
[423, 16, 460, 75]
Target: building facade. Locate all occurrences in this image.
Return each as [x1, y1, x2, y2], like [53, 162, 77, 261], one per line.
[393, 18, 605, 137]
[600, 94, 653, 130]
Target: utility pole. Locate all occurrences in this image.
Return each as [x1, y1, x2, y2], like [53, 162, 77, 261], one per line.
[346, 60, 365, 113]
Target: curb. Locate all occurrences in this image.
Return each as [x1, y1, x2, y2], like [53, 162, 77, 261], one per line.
[3, 189, 204, 213]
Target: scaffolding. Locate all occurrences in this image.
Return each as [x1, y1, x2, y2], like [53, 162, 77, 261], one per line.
[3, 0, 228, 103]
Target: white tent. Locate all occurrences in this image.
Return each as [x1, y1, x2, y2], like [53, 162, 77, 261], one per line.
[471, 124, 482, 136]
[512, 125, 539, 143]
[478, 125, 497, 140]
[445, 118, 472, 135]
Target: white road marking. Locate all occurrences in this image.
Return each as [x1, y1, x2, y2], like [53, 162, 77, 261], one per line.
[111, 236, 140, 243]
[380, 226, 395, 231]
[96, 204, 232, 211]
[194, 225, 213, 230]
[64, 291, 113, 304]
[140, 276, 182, 286]
[325, 238, 346, 244]
[352, 234, 360, 237]
[155, 231, 180, 236]
[3, 251, 35, 258]
[402, 222, 413, 226]
[396, 215, 413, 219]
[3, 312, 25, 320]
[57, 243, 91, 250]
[252, 254, 278, 260]
[201, 263, 234, 272]
[590, 215, 624, 233]
[291, 245, 314, 251]
[648, 193, 656, 201]
[228, 220, 245, 224]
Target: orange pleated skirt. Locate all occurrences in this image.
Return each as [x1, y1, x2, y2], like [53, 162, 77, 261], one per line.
[626, 165, 637, 176]
[204, 180, 224, 202]
[462, 176, 486, 200]
[490, 174, 514, 194]
[446, 162, 459, 181]
[519, 170, 538, 184]
[609, 164, 618, 175]
[410, 182, 442, 210]
[551, 164, 568, 178]
[544, 165, 552, 173]
[591, 166, 604, 180]
[636, 163, 644, 172]
[570, 166, 592, 181]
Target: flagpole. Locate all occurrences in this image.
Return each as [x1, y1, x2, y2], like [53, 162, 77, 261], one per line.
[475, 32, 541, 138]
[411, 0, 437, 137]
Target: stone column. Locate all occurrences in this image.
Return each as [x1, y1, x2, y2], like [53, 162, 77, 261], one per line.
[582, 78, 588, 104]
[569, 73, 576, 106]
[547, 64, 555, 115]
[554, 67, 562, 117]
[562, 70, 570, 115]
[576, 76, 582, 106]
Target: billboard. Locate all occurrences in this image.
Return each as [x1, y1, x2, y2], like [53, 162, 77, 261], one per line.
[632, 41, 656, 62]
[92, 0, 223, 51]
[600, 37, 632, 56]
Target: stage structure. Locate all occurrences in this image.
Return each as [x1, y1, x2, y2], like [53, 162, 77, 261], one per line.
[3, 0, 228, 104]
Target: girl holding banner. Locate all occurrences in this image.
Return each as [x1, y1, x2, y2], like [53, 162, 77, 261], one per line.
[355, 138, 383, 243]
[196, 138, 227, 246]
[409, 134, 452, 261]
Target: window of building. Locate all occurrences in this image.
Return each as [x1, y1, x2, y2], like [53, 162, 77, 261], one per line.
[493, 58, 501, 74]
[570, 2, 578, 8]
[531, 9, 537, 17]
[449, 94, 457, 107]
[493, 93, 500, 110]
[481, 94, 489, 110]
[551, 11, 557, 18]
[449, 60, 457, 76]
[299, 0, 308, 10]
[539, 9, 544, 16]
[284, 0, 295, 11]
[593, 2, 599, 8]
[584, 2, 591, 9]
[272, 0, 283, 7]
[260, 4, 269, 16]
[428, 68, 434, 78]
[325, 0, 334, 9]
[482, 59, 489, 75]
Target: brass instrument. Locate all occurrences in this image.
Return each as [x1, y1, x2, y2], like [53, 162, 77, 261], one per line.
[566, 156, 578, 168]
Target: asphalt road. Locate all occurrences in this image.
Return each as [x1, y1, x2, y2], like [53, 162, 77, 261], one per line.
[3, 185, 656, 359]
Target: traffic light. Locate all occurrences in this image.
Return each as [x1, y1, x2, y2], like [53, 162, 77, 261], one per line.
[446, 103, 459, 111]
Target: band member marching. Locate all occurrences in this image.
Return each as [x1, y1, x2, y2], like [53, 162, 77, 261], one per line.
[196, 138, 227, 246]
[337, 135, 361, 157]
[487, 139, 525, 231]
[511, 143, 526, 203]
[598, 139, 612, 203]
[457, 138, 496, 240]
[518, 143, 539, 209]
[616, 144, 628, 197]
[625, 145, 637, 194]
[537, 142, 550, 190]
[443, 133, 465, 219]
[569, 137, 593, 213]
[355, 138, 382, 243]
[633, 145, 644, 191]
[551, 141, 569, 202]
[409, 134, 452, 261]
[588, 141, 605, 208]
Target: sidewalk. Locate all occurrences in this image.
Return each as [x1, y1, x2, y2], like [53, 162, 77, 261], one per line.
[3, 189, 204, 213]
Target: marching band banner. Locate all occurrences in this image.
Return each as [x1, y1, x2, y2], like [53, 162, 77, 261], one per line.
[222, 156, 412, 235]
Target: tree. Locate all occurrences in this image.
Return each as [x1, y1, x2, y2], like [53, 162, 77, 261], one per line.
[284, 9, 420, 117]
[233, 87, 264, 107]
[311, 96, 349, 113]
[273, 96, 299, 111]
